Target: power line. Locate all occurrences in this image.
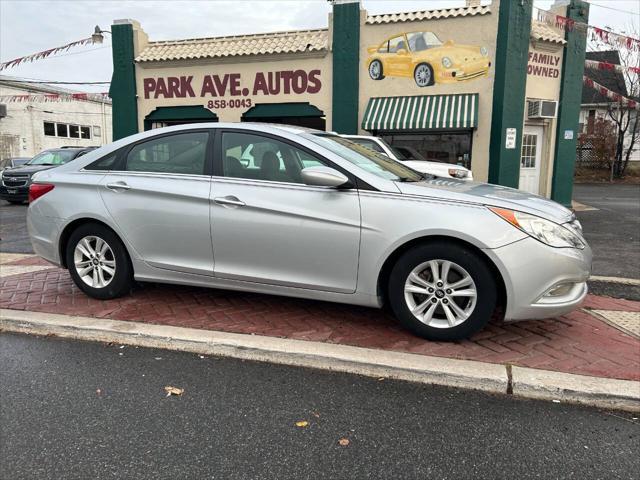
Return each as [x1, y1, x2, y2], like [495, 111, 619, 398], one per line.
[2, 79, 110, 85]
[588, 2, 640, 16]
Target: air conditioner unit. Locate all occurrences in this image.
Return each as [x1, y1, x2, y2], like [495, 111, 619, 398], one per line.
[527, 100, 558, 119]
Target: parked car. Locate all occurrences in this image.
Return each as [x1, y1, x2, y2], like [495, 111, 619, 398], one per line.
[0, 147, 96, 204]
[0, 157, 31, 174]
[342, 134, 473, 180]
[366, 31, 491, 87]
[27, 124, 591, 341]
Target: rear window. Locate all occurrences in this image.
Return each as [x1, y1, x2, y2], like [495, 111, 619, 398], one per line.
[27, 150, 78, 166]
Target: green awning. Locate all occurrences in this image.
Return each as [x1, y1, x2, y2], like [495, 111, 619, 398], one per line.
[145, 105, 218, 121]
[362, 94, 479, 131]
[242, 102, 324, 118]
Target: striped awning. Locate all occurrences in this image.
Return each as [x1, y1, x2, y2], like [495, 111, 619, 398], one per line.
[362, 93, 479, 131]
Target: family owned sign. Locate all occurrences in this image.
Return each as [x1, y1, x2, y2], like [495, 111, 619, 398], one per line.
[142, 69, 322, 109]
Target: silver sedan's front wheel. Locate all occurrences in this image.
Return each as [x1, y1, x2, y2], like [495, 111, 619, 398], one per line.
[74, 235, 116, 288]
[404, 260, 477, 329]
[388, 242, 497, 341]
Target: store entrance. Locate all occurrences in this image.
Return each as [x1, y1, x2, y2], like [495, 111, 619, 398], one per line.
[379, 131, 473, 169]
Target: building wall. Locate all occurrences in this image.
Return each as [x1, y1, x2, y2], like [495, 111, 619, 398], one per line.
[524, 40, 564, 196]
[0, 83, 112, 159]
[357, 5, 499, 181]
[134, 54, 333, 131]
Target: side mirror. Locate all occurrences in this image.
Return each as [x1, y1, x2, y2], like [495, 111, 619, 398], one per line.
[301, 166, 350, 188]
[396, 48, 408, 56]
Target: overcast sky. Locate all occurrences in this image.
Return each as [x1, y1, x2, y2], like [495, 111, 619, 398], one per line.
[0, 0, 638, 93]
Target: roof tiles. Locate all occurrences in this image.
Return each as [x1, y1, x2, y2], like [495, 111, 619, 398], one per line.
[136, 29, 328, 63]
[366, 5, 491, 24]
[530, 21, 567, 45]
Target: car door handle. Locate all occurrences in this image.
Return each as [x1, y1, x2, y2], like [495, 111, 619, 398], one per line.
[105, 182, 131, 191]
[213, 196, 245, 207]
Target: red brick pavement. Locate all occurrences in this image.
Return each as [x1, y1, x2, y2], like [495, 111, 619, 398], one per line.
[1, 265, 639, 381]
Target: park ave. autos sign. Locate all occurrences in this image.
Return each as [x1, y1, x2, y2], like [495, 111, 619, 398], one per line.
[143, 69, 322, 109]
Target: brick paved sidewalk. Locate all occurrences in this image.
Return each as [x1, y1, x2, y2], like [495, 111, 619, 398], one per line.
[1, 256, 639, 381]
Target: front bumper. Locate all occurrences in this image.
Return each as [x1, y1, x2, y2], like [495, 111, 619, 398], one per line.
[0, 184, 29, 201]
[438, 59, 491, 83]
[486, 237, 592, 322]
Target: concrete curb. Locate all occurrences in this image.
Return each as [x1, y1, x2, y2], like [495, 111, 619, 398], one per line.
[1, 308, 639, 412]
[511, 366, 640, 412]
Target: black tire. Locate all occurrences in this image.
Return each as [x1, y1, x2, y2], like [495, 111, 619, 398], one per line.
[368, 59, 385, 80]
[66, 223, 133, 300]
[414, 62, 434, 87]
[387, 242, 497, 341]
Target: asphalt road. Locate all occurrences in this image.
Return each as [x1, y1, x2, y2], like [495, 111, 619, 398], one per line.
[1, 332, 638, 480]
[573, 184, 640, 279]
[0, 201, 30, 253]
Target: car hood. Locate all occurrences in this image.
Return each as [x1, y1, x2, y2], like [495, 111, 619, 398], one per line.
[396, 178, 574, 224]
[431, 43, 484, 61]
[2, 164, 56, 175]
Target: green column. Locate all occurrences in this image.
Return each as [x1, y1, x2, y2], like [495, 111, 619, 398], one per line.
[488, 0, 533, 187]
[109, 21, 139, 140]
[551, 0, 589, 206]
[331, 0, 360, 134]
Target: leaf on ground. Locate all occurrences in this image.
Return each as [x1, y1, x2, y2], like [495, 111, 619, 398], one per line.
[164, 386, 184, 397]
[338, 438, 350, 446]
[311, 411, 320, 418]
[295, 421, 309, 427]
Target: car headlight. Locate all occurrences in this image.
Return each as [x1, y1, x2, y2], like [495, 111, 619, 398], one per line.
[490, 207, 585, 249]
[480, 46, 488, 57]
[442, 56, 453, 68]
[448, 168, 468, 179]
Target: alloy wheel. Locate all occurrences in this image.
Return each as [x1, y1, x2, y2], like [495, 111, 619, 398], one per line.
[369, 60, 382, 80]
[414, 64, 432, 87]
[73, 235, 116, 288]
[403, 259, 477, 328]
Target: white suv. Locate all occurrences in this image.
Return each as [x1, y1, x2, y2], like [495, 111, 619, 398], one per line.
[342, 135, 473, 181]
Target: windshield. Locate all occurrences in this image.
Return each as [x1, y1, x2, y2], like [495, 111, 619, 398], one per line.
[27, 150, 78, 166]
[407, 32, 443, 52]
[305, 134, 424, 182]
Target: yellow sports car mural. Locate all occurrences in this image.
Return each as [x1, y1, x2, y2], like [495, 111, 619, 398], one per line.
[366, 31, 491, 87]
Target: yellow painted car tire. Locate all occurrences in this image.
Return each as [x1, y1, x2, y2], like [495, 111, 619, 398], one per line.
[368, 59, 385, 81]
[414, 63, 434, 87]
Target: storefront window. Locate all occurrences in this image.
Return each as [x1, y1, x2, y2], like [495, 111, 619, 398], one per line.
[380, 133, 472, 169]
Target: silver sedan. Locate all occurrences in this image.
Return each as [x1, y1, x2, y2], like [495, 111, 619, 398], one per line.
[27, 123, 591, 340]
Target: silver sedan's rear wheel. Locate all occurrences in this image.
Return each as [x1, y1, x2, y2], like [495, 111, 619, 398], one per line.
[388, 241, 497, 341]
[66, 223, 132, 300]
[74, 235, 116, 288]
[404, 260, 477, 329]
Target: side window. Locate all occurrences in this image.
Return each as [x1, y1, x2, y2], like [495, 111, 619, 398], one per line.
[377, 41, 388, 54]
[388, 36, 406, 53]
[125, 132, 208, 175]
[85, 152, 118, 171]
[221, 132, 328, 184]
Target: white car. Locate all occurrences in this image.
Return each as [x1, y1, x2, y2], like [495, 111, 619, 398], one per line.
[342, 135, 473, 180]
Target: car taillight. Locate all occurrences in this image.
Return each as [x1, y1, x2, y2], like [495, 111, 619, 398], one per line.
[28, 183, 55, 203]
